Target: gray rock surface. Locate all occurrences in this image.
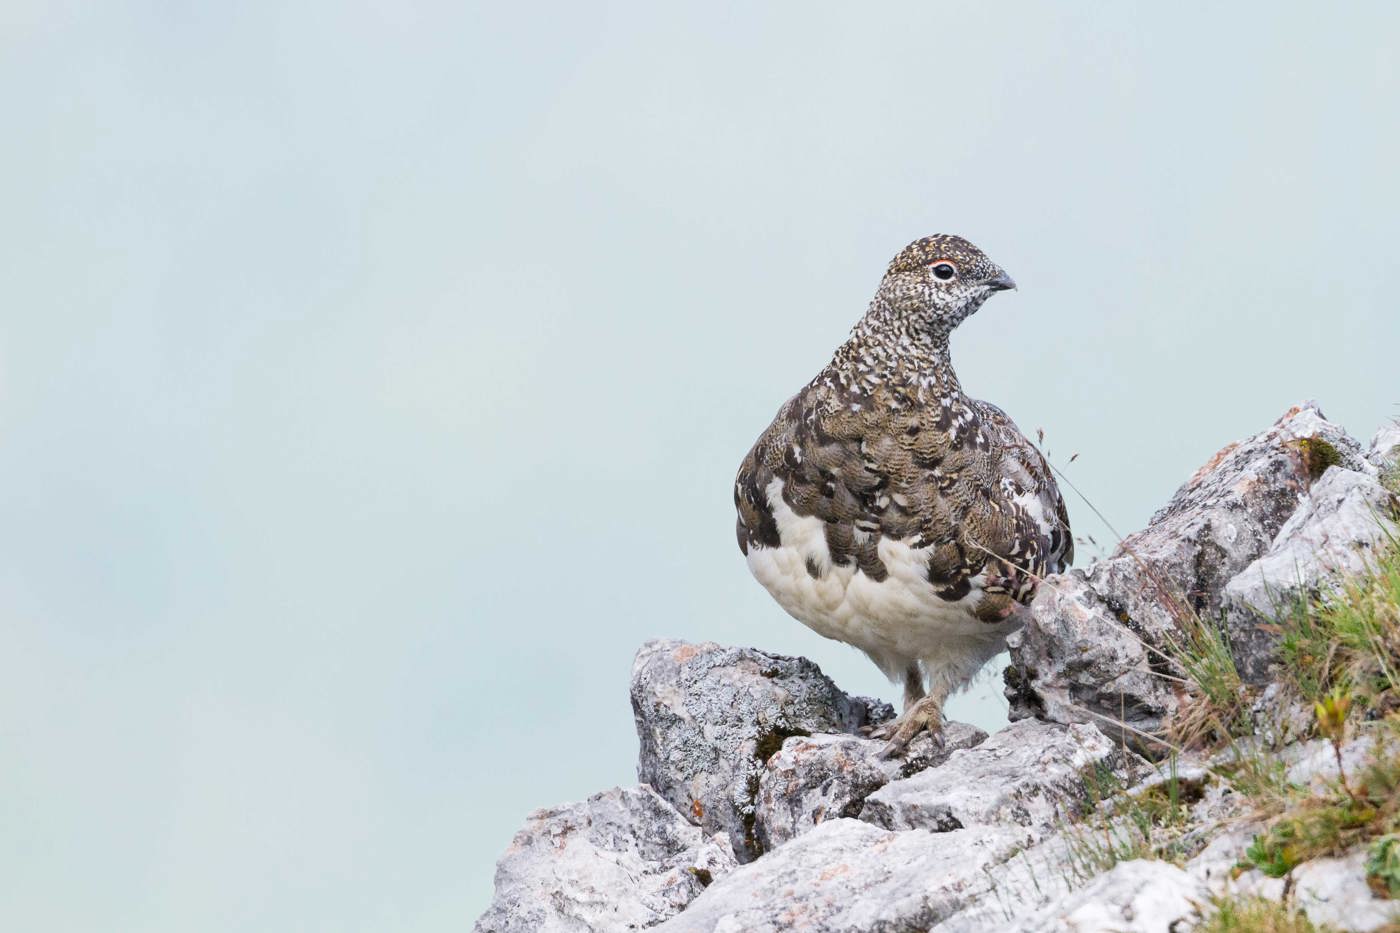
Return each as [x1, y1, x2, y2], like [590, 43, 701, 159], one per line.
[860, 719, 1138, 836]
[1008, 402, 1363, 745]
[630, 639, 889, 861]
[929, 832, 1084, 932]
[1005, 571, 1175, 750]
[1223, 466, 1398, 681]
[474, 784, 737, 933]
[1249, 681, 1316, 747]
[754, 722, 986, 851]
[1369, 421, 1400, 474]
[652, 818, 1024, 933]
[1004, 859, 1208, 933]
[1184, 819, 1291, 907]
[1283, 734, 1376, 790]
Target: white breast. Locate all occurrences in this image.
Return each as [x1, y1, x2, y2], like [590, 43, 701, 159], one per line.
[745, 479, 1013, 689]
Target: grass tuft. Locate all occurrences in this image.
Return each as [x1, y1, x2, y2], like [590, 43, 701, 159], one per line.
[1167, 612, 1252, 746]
[1198, 894, 1332, 933]
[1276, 525, 1400, 716]
[1060, 759, 1201, 879]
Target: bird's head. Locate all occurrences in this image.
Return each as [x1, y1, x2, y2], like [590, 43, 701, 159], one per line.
[876, 234, 1016, 335]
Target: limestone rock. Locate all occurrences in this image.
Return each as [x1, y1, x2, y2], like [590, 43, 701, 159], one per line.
[754, 722, 986, 851]
[1005, 571, 1174, 749]
[1249, 681, 1316, 748]
[859, 719, 1140, 836]
[929, 832, 1084, 932]
[1185, 821, 1283, 903]
[474, 784, 737, 933]
[1008, 402, 1363, 744]
[1223, 466, 1398, 682]
[1283, 734, 1377, 791]
[652, 818, 1024, 933]
[1293, 850, 1396, 932]
[1368, 421, 1400, 475]
[630, 639, 889, 862]
[1005, 859, 1208, 933]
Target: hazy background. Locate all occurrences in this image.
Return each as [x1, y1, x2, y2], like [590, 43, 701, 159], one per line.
[2, 2, 1398, 929]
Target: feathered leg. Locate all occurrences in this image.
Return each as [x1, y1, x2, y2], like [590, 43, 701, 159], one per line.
[872, 663, 945, 756]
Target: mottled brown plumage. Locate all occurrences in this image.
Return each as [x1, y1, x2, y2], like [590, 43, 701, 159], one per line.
[734, 235, 1071, 750]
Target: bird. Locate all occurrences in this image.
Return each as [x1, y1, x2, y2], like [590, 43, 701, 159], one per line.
[734, 234, 1072, 752]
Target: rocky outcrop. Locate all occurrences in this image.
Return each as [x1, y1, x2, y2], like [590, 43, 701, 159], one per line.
[1370, 421, 1400, 474]
[860, 720, 1140, 836]
[653, 818, 1028, 933]
[478, 405, 1400, 933]
[754, 722, 986, 851]
[1004, 572, 1174, 751]
[1224, 466, 1398, 681]
[630, 639, 890, 862]
[473, 785, 736, 933]
[1292, 850, 1397, 932]
[1003, 859, 1209, 933]
[1006, 402, 1371, 745]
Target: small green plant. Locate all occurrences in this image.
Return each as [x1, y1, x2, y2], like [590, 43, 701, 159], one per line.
[1243, 800, 1378, 876]
[1239, 722, 1400, 876]
[1243, 831, 1300, 878]
[1366, 834, 1400, 898]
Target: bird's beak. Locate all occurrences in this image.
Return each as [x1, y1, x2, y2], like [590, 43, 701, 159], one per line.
[986, 269, 1017, 292]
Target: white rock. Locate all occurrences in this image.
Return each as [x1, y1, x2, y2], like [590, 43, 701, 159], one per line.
[860, 720, 1140, 836]
[1008, 402, 1364, 744]
[630, 639, 889, 861]
[1250, 681, 1316, 748]
[1005, 859, 1208, 932]
[931, 833, 1087, 931]
[754, 722, 986, 850]
[1006, 573, 1176, 751]
[1293, 850, 1396, 932]
[1283, 735, 1375, 790]
[1368, 421, 1400, 475]
[474, 784, 737, 933]
[1185, 822, 1284, 902]
[1223, 466, 1397, 682]
[653, 818, 1026, 933]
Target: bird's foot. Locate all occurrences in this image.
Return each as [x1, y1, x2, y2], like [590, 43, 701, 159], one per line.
[871, 696, 944, 758]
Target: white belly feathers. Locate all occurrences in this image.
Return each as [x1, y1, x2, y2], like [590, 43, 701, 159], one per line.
[744, 478, 1005, 672]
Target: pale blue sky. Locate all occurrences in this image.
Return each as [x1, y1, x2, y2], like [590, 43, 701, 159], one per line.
[2, 2, 1398, 929]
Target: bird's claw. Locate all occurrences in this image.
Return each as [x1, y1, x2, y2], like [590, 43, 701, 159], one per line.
[870, 696, 944, 759]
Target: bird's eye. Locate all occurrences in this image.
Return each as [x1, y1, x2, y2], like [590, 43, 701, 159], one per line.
[932, 263, 956, 281]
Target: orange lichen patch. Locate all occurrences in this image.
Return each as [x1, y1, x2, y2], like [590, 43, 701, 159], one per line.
[672, 644, 701, 664]
[1190, 441, 1241, 485]
[691, 799, 704, 820]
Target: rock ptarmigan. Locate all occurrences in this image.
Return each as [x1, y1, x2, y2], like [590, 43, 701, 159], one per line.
[734, 235, 1072, 751]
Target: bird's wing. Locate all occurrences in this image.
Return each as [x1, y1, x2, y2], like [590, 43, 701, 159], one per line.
[962, 400, 1074, 585]
[736, 387, 1071, 607]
